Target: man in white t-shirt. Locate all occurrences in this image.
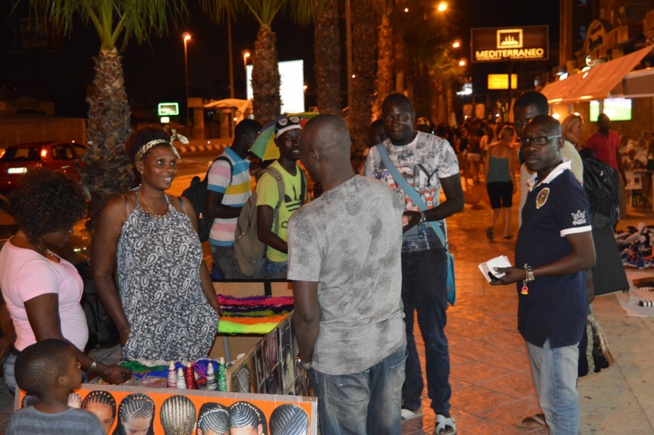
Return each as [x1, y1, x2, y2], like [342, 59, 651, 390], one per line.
[365, 93, 464, 435]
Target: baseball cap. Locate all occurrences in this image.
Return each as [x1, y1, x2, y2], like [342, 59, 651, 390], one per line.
[275, 115, 302, 137]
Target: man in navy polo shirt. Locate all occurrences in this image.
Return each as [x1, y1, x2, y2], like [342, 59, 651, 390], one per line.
[493, 115, 595, 435]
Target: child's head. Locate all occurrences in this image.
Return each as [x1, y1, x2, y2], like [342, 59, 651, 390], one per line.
[159, 395, 196, 435]
[82, 390, 117, 433]
[229, 401, 267, 435]
[15, 339, 81, 398]
[269, 404, 309, 435]
[197, 403, 229, 435]
[115, 393, 155, 435]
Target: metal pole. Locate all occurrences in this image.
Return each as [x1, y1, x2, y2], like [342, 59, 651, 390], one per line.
[183, 33, 191, 131]
[228, 15, 235, 99]
[243, 51, 251, 98]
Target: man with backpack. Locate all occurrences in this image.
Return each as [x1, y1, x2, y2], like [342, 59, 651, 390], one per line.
[254, 115, 307, 278]
[206, 119, 261, 279]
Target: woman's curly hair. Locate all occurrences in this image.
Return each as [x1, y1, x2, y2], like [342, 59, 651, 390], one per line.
[125, 127, 170, 164]
[9, 168, 85, 240]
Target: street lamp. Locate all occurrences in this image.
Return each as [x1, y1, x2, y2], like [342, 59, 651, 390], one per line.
[182, 32, 191, 132]
[242, 50, 251, 98]
[452, 39, 461, 49]
[437, 1, 448, 12]
[458, 58, 467, 67]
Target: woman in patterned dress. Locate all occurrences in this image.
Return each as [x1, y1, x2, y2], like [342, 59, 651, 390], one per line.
[92, 127, 220, 362]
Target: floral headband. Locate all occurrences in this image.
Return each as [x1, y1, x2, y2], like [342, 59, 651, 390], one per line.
[135, 129, 186, 162]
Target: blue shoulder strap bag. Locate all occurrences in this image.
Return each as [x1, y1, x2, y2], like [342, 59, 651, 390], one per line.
[376, 144, 456, 306]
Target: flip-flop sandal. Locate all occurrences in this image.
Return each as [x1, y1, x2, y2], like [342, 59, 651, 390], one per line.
[486, 227, 494, 240]
[503, 235, 514, 239]
[516, 413, 546, 429]
[436, 415, 457, 434]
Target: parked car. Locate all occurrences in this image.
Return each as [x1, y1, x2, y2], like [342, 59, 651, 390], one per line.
[0, 141, 86, 193]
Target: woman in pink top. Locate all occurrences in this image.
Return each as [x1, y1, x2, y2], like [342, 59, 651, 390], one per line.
[0, 169, 129, 392]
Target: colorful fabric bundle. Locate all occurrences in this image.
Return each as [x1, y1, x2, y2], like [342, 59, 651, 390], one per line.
[217, 295, 294, 335]
[218, 295, 294, 309]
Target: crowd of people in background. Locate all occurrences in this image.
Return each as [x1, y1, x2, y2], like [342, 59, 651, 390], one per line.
[415, 100, 650, 224]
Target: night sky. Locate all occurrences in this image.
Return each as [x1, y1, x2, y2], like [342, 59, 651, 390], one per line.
[0, 1, 559, 119]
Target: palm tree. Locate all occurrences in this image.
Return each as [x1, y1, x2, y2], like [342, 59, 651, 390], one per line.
[200, 0, 314, 124]
[429, 48, 466, 124]
[350, 0, 377, 166]
[24, 0, 187, 222]
[313, 0, 342, 115]
[372, 0, 395, 118]
[390, 0, 462, 122]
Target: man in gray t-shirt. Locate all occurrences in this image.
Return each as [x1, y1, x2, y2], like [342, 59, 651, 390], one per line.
[288, 114, 406, 434]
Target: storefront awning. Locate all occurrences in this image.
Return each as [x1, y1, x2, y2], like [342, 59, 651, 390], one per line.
[612, 67, 654, 98]
[541, 45, 654, 104]
[203, 98, 252, 113]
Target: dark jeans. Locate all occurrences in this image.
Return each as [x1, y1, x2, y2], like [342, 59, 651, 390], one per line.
[310, 346, 406, 434]
[401, 248, 452, 415]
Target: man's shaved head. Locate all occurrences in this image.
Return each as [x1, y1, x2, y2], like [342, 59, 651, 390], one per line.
[300, 114, 352, 184]
[303, 114, 351, 157]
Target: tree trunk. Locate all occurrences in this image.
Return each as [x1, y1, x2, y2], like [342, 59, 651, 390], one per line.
[413, 61, 431, 119]
[433, 78, 445, 125]
[314, 0, 342, 115]
[82, 48, 134, 224]
[252, 25, 281, 124]
[394, 37, 407, 94]
[373, 13, 394, 118]
[350, 0, 377, 168]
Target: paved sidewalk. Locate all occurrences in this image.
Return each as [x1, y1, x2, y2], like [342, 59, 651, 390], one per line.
[0, 181, 652, 434]
[401, 182, 654, 434]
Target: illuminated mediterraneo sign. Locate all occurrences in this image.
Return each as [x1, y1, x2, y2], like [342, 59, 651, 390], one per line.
[471, 25, 549, 63]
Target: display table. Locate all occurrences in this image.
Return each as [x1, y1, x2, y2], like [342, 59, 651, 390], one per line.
[14, 295, 316, 434]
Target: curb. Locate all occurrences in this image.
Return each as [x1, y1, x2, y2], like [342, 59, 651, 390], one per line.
[178, 143, 223, 154]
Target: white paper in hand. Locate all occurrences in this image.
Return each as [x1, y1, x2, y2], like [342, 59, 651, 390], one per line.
[478, 255, 513, 283]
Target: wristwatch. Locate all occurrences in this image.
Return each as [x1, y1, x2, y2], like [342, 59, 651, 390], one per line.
[524, 264, 535, 282]
[296, 355, 312, 371]
[418, 211, 427, 226]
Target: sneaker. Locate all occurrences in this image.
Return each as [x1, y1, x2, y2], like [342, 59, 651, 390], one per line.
[401, 406, 423, 420]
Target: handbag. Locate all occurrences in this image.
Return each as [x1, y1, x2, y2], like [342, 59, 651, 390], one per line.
[376, 144, 456, 305]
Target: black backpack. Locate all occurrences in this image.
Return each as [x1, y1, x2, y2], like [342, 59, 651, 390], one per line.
[75, 261, 119, 350]
[181, 156, 232, 243]
[581, 154, 620, 227]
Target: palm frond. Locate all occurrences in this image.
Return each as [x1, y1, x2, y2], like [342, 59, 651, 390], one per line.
[25, 0, 188, 51]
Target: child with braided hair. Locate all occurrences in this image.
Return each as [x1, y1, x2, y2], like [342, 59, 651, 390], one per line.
[113, 393, 155, 435]
[83, 390, 117, 433]
[269, 404, 309, 435]
[229, 401, 267, 435]
[160, 395, 196, 435]
[196, 403, 230, 435]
